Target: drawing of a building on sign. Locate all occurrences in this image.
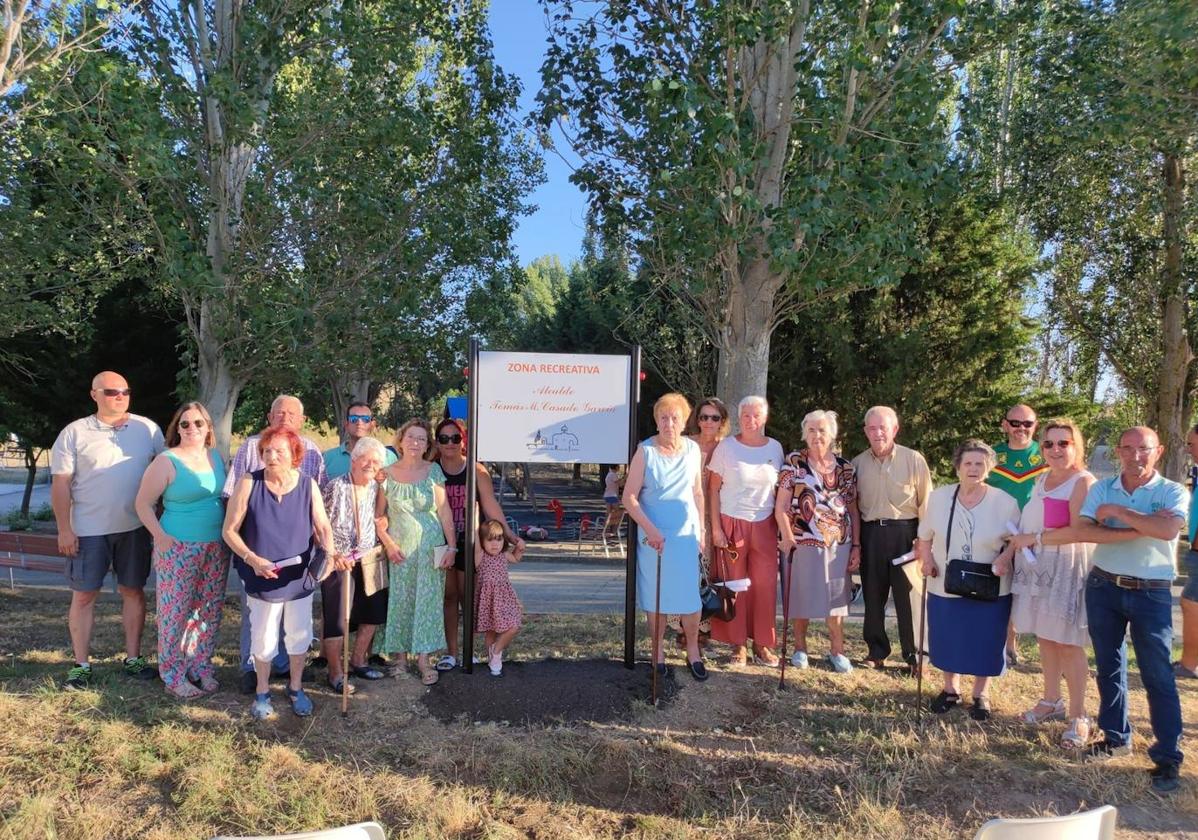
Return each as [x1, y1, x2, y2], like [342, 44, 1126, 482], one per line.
[528, 425, 580, 452]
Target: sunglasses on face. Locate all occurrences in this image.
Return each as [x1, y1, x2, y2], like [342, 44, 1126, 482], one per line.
[178, 419, 206, 430]
[1005, 419, 1035, 429]
[437, 433, 463, 445]
[1041, 439, 1072, 450]
[99, 388, 131, 397]
[698, 414, 722, 422]
[347, 414, 373, 424]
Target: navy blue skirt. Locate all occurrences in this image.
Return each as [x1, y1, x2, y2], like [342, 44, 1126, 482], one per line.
[928, 593, 1011, 677]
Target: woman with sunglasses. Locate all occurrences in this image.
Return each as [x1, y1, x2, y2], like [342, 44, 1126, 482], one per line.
[431, 418, 523, 671]
[135, 402, 229, 699]
[1003, 419, 1096, 747]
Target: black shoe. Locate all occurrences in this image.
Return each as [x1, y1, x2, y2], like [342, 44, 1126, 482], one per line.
[368, 654, 389, 668]
[63, 664, 92, 690]
[1150, 763, 1181, 794]
[1083, 739, 1132, 762]
[969, 696, 991, 721]
[123, 656, 158, 680]
[688, 660, 708, 681]
[929, 691, 961, 714]
[239, 670, 257, 695]
[350, 664, 384, 680]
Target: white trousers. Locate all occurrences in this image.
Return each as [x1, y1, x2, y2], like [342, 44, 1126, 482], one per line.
[246, 593, 314, 662]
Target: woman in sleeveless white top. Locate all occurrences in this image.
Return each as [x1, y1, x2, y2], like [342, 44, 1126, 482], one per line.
[1007, 419, 1096, 748]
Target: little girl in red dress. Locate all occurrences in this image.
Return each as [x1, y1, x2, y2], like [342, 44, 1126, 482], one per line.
[474, 519, 524, 676]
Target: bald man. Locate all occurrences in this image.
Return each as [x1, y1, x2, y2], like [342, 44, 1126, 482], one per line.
[51, 371, 164, 689]
[1035, 426, 1188, 792]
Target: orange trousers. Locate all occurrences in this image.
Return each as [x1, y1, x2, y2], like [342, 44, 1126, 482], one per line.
[709, 515, 778, 649]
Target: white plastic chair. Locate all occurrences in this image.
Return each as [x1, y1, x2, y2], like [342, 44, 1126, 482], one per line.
[210, 822, 385, 840]
[974, 805, 1116, 840]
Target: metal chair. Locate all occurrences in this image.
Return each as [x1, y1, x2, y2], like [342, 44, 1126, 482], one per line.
[210, 821, 386, 840]
[973, 805, 1117, 840]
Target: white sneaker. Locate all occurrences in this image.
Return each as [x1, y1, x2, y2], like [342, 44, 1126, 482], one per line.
[489, 650, 503, 677]
[790, 650, 809, 669]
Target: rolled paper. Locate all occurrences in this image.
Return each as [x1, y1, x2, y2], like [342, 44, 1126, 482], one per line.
[891, 550, 916, 566]
[1005, 521, 1037, 566]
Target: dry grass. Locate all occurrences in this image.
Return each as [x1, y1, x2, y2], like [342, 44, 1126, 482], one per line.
[1, 587, 1197, 839]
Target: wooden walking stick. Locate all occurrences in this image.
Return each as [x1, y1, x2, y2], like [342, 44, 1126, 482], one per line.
[651, 543, 663, 706]
[341, 566, 352, 716]
[916, 569, 928, 725]
[778, 547, 795, 690]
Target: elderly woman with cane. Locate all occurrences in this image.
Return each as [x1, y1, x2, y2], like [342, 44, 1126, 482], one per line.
[622, 393, 708, 682]
[775, 410, 860, 674]
[319, 437, 392, 698]
[917, 440, 1020, 721]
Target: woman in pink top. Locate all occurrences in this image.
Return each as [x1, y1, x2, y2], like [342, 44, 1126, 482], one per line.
[708, 396, 784, 666]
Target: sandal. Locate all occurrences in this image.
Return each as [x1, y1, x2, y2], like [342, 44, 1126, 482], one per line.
[752, 648, 780, 668]
[166, 681, 205, 700]
[1061, 716, 1091, 749]
[1020, 697, 1066, 725]
[434, 654, 457, 671]
[327, 676, 355, 695]
[420, 668, 439, 686]
[930, 691, 962, 714]
[192, 673, 219, 695]
[287, 688, 314, 717]
[730, 646, 748, 666]
[969, 696, 992, 721]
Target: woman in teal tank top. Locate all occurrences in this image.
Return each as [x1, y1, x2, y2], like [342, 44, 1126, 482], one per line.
[135, 402, 229, 699]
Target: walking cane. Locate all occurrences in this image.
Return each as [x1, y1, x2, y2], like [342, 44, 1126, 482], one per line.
[341, 567, 351, 717]
[916, 570, 928, 726]
[651, 543, 663, 706]
[778, 547, 795, 691]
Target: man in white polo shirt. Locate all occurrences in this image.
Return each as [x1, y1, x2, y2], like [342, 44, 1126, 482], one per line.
[51, 371, 164, 689]
[1033, 425, 1188, 793]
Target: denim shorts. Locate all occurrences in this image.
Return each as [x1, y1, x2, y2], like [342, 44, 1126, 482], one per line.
[1182, 549, 1198, 602]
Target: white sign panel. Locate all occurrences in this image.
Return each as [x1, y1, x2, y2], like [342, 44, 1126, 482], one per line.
[475, 351, 633, 464]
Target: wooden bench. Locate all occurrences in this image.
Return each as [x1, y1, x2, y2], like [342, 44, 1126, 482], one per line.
[0, 531, 67, 589]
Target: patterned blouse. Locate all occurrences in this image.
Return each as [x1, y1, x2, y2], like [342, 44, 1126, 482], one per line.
[777, 451, 857, 548]
[321, 475, 380, 556]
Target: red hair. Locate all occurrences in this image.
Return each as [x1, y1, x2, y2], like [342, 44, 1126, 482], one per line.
[258, 426, 304, 466]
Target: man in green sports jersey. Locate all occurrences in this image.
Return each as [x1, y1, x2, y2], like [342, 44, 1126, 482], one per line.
[987, 403, 1049, 665]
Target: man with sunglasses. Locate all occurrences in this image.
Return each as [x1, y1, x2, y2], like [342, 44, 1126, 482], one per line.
[987, 404, 1049, 665]
[322, 402, 396, 480]
[51, 371, 165, 689]
[222, 394, 328, 693]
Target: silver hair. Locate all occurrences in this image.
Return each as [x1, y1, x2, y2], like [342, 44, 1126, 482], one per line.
[863, 405, 898, 427]
[952, 438, 997, 471]
[802, 409, 838, 440]
[738, 395, 769, 416]
[350, 436, 386, 462]
[270, 393, 305, 415]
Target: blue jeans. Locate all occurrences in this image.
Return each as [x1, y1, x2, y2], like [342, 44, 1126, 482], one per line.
[239, 589, 291, 674]
[1085, 572, 1183, 767]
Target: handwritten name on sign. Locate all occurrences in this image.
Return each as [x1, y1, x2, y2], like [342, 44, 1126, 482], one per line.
[476, 351, 633, 464]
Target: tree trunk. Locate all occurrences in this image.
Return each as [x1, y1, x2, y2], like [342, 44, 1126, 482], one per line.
[1155, 152, 1194, 481]
[716, 254, 783, 417]
[330, 375, 372, 444]
[20, 442, 36, 518]
[198, 316, 243, 459]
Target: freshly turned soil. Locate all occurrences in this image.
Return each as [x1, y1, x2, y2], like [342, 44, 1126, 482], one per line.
[423, 657, 680, 725]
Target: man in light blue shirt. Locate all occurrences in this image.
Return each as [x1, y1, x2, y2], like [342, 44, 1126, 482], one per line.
[322, 401, 396, 481]
[1041, 426, 1188, 793]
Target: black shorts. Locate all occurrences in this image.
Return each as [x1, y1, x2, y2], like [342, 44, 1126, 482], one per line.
[321, 563, 388, 637]
[68, 528, 152, 592]
[453, 531, 466, 572]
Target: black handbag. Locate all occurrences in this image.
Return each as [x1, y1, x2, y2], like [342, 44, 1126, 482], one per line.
[700, 546, 738, 621]
[942, 486, 1001, 601]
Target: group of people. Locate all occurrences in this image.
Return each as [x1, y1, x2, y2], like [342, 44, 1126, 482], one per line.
[623, 393, 1194, 794]
[46, 371, 1196, 792]
[51, 372, 526, 722]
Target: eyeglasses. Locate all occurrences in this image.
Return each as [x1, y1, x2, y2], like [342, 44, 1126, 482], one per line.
[178, 419, 206, 430]
[1041, 439, 1071, 450]
[99, 388, 131, 397]
[1118, 445, 1157, 455]
[698, 414, 722, 422]
[437, 433, 463, 445]
[1005, 419, 1035, 428]
[347, 414, 373, 424]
